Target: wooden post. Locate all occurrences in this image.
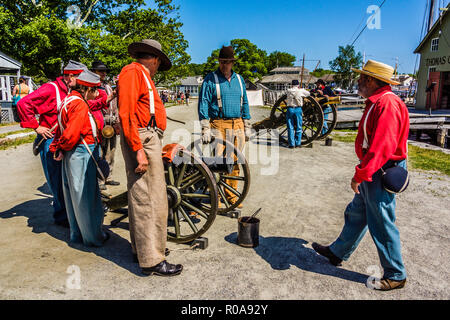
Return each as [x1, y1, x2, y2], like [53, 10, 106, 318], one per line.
[300, 54, 305, 88]
[437, 128, 446, 148]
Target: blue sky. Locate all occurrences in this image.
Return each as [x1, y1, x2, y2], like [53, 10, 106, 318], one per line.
[166, 0, 450, 74]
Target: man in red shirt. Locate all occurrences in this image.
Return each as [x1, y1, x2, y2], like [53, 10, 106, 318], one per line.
[17, 60, 86, 227]
[312, 60, 410, 291]
[118, 39, 182, 276]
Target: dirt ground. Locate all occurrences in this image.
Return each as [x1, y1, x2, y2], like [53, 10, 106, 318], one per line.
[0, 102, 449, 300]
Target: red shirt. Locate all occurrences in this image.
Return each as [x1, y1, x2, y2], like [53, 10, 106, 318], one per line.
[17, 77, 68, 131]
[49, 91, 100, 153]
[118, 62, 167, 152]
[88, 88, 108, 130]
[353, 86, 410, 183]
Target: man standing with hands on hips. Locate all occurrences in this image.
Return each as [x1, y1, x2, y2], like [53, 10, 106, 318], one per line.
[117, 39, 183, 277]
[198, 45, 252, 208]
[312, 60, 410, 291]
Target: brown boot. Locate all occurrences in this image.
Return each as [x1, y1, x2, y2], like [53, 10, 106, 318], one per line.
[374, 278, 407, 291]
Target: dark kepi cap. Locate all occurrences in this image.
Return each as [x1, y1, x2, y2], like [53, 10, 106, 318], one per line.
[219, 46, 237, 61]
[91, 61, 110, 72]
[128, 39, 172, 71]
[292, 80, 300, 86]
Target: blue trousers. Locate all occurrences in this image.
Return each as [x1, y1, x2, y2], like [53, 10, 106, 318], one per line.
[62, 144, 106, 247]
[37, 135, 67, 223]
[286, 107, 303, 147]
[322, 106, 332, 135]
[329, 160, 407, 281]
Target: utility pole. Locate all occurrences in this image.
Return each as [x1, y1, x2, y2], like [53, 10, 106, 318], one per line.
[300, 54, 305, 88]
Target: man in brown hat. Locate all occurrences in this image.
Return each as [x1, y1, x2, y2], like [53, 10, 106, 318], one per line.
[117, 39, 183, 276]
[198, 45, 252, 209]
[311, 60, 410, 291]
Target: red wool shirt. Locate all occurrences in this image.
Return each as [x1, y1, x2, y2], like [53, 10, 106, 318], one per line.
[353, 86, 410, 183]
[49, 91, 100, 153]
[117, 62, 167, 152]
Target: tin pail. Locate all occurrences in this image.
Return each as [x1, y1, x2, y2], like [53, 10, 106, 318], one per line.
[237, 216, 260, 248]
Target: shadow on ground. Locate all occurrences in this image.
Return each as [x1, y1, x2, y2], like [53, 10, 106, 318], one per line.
[225, 232, 368, 284]
[0, 183, 142, 276]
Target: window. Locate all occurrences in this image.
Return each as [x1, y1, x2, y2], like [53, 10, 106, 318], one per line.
[428, 66, 437, 79]
[431, 38, 439, 52]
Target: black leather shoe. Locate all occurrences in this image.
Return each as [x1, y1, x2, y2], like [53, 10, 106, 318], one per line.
[289, 146, 295, 149]
[55, 220, 70, 228]
[312, 242, 343, 266]
[105, 180, 120, 186]
[141, 260, 183, 277]
[133, 249, 170, 263]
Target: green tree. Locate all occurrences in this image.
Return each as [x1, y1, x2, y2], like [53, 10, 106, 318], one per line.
[265, 51, 296, 72]
[0, 0, 190, 84]
[203, 39, 268, 81]
[329, 45, 363, 90]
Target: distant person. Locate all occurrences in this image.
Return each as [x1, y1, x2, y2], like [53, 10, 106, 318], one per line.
[12, 77, 30, 108]
[185, 91, 190, 105]
[312, 60, 410, 291]
[50, 70, 109, 247]
[198, 45, 251, 208]
[312, 79, 336, 135]
[285, 80, 310, 148]
[17, 60, 88, 228]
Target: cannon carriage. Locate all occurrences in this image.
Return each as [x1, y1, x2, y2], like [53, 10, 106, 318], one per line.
[252, 94, 341, 146]
[103, 137, 250, 245]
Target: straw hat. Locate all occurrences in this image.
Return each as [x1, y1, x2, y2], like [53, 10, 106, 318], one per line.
[352, 60, 400, 85]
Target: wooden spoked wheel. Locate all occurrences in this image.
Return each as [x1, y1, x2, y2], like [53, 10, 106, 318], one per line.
[165, 148, 219, 243]
[188, 137, 250, 214]
[317, 103, 338, 140]
[270, 94, 324, 146]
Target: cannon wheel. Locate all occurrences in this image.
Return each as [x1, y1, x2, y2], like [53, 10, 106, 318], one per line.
[317, 103, 338, 140]
[165, 148, 219, 244]
[188, 137, 250, 214]
[270, 94, 324, 146]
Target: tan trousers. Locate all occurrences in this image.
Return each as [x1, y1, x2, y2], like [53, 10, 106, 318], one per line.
[120, 127, 168, 268]
[210, 118, 245, 201]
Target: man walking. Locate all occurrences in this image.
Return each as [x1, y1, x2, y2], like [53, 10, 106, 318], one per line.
[118, 39, 182, 276]
[311, 60, 410, 291]
[198, 45, 252, 208]
[17, 60, 87, 227]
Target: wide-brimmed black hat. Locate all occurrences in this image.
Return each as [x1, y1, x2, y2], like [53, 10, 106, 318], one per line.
[91, 61, 110, 72]
[218, 46, 237, 61]
[128, 39, 172, 71]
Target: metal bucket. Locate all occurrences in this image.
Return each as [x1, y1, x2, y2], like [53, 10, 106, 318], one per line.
[237, 216, 260, 248]
[325, 137, 333, 146]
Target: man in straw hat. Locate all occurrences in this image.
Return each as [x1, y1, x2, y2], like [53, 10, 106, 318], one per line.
[117, 39, 183, 276]
[16, 60, 87, 228]
[198, 45, 252, 209]
[311, 60, 410, 291]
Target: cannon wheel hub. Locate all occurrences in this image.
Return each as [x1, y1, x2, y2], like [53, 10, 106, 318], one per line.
[167, 185, 182, 209]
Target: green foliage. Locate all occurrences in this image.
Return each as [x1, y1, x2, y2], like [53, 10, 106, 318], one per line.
[265, 51, 296, 72]
[186, 63, 206, 76]
[0, 0, 190, 85]
[311, 68, 334, 78]
[329, 45, 363, 90]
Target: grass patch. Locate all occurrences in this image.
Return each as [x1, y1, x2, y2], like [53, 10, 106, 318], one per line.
[408, 144, 450, 176]
[331, 132, 357, 143]
[0, 129, 33, 139]
[0, 122, 19, 127]
[0, 134, 36, 150]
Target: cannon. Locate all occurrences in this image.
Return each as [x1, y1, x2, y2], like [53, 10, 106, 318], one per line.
[103, 137, 250, 244]
[253, 94, 340, 146]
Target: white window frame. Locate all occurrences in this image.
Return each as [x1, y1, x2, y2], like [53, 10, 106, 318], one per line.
[431, 38, 439, 52]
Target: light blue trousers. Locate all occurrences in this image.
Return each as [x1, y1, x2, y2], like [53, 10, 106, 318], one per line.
[286, 107, 303, 147]
[37, 135, 67, 223]
[329, 160, 407, 281]
[62, 144, 106, 247]
[322, 106, 332, 135]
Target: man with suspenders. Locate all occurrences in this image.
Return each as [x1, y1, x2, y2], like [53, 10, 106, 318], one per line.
[118, 39, 183, 277]
[17, 60, 87, 228]
[312, 60, 410, 291]
[198, 46, 252, 208]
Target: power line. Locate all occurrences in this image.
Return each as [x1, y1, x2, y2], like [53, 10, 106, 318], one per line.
[349, 0, 387, 47]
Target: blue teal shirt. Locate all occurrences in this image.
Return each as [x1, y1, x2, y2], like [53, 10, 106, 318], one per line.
[198, 70, 251, 120]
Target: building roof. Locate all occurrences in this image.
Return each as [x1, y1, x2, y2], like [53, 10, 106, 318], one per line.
[319, 74, 336, 82]
[260, 73, 318, 84]
[178, 76, 203, 86]
[414, 3, 450, 53]
[0, 51, 22, 71]
[270, 66, 310, 75]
